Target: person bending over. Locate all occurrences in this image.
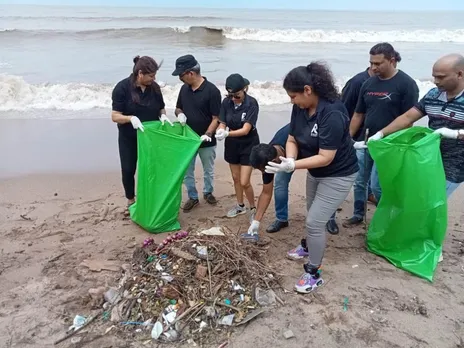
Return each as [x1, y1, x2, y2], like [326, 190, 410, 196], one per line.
[247, 124, 291, 241]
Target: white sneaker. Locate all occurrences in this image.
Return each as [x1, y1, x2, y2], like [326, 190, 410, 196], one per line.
[226, 204, 246, 218]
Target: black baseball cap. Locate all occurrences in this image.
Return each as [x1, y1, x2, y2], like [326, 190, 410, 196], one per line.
[172, 54, 198, 76]
[225, 73, 250, 93]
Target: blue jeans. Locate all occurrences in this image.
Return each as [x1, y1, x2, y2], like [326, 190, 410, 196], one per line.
[184, 146, 216, 200]
[353, 149, 381, 219]
[274, 172, 293, 221]
[446, 180, 461, 198]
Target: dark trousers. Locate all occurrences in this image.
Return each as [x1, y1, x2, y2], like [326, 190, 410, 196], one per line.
[118, 131, 137, 200]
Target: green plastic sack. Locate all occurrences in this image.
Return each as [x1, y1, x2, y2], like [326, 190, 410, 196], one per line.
[129, 121, 201, 233]
[366, 126, 447, 282]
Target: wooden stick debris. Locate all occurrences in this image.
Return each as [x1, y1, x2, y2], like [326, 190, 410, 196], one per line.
[54, 310, 102, 345]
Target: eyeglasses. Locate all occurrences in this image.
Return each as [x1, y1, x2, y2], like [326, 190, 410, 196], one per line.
[228, 92, 242, 99]
[179, 71, 190, 79]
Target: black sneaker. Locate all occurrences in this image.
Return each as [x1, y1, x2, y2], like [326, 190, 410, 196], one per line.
[266, 220, 289, 233]
[342, 216, 363, 228]
[183, 198, 199, 212]
[203, 193, 218, 205]
[326, 219, 339, 235]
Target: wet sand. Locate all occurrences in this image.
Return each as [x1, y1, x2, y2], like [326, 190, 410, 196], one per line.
[1, 113, 463, 348]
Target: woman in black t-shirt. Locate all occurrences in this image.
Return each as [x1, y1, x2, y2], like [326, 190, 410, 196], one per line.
[111, 55, 172, 207]
[265, 62, 359, 294]
[215, 73, 260, 230]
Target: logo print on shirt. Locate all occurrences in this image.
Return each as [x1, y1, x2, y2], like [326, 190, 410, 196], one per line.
[241, 113, 246, 121]
[311, 124, 318, 137]
[367, 91, 392, 100]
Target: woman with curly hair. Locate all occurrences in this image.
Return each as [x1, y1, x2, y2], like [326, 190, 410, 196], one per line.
[265, 62, 359, 293]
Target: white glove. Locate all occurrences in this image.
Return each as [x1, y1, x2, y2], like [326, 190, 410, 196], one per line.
[434, 127, 459, 139]
[353, 141, 367, 150]
[265, 156, 295, 174]
[200, 134, 212, 142]
[248, 220, 260, 235]
[215, 127, 230, 141]
[160, 114, 174, 126]
[130, 116, 144, 132]
[368, 131, 384, 143]
[177, 113, 187, 126]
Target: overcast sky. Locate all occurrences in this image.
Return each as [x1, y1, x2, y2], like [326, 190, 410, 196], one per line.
[1, 0, 463, 11]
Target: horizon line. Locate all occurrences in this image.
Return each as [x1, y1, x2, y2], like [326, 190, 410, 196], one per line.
[1, 3, 462, 12]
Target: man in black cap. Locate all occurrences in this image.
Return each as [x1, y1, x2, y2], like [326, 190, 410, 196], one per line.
[173, 54, 222, 212]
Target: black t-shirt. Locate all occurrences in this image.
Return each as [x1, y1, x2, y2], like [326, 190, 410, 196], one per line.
[341, 68, 370, 141]
[289, 99, 358, 178]
[262, 123, 290, 185]
[112, 76, 165, 135]
[176, 77, 222, 148]
[219, 94, 259, 139]
[355, 70, 419, 137]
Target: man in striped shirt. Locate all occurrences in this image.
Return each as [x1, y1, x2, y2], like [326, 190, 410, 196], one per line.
[367, 53, 464, 197]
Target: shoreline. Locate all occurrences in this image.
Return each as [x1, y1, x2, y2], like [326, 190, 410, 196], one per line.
[0, 109, 429, 179]
[0, 109, 292, 179]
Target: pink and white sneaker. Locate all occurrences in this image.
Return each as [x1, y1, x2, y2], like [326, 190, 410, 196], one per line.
[295, 271, 324, 294]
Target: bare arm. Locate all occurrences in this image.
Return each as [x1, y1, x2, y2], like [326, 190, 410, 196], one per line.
[228, 123, 252, 137]
[217, 121, 226, 131]
[254, 182, 273, 222]
[206, 116, 219, 134]
[175, 108, 183, 116]
[228, 103, 258, 137]
[349, 112, 365, 137]
[381, 107, 424, 137]
[294, 149, 336, 170]
[160, 108, 166, 116]
[111, 110, 132, 124]
[285, 135, 299, 159]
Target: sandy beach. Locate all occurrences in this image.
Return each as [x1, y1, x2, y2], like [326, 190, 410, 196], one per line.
[1, 117, 464, 348]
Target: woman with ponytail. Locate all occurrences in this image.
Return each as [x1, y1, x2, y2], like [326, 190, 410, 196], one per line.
[111, 55, 172, 207]
[265, 61, 358, 293]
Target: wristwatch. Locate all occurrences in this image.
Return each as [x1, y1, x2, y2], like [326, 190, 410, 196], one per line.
[205, 131, 213, 137]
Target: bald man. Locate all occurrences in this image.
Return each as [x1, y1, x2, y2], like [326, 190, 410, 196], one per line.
[365, 53, 464, 198]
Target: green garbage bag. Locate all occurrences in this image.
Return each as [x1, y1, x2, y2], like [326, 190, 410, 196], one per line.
[129, 121, 201, 233]
[366, 126, 447, 282]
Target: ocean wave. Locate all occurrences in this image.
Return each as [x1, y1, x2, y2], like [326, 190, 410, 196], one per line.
[221, 27, 464, 43]
[1, 26, 464, 43]
[0, 15, 224, 21]
[0, 74, 436, 114]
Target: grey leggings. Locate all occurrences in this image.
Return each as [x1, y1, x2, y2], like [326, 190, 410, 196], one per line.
[305, 171, 358, 267]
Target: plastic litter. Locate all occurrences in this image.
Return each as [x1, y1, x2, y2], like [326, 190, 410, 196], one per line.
[69, 315, 86, 331]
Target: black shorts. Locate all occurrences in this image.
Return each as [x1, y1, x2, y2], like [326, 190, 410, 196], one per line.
[224, 134, 260, 166]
